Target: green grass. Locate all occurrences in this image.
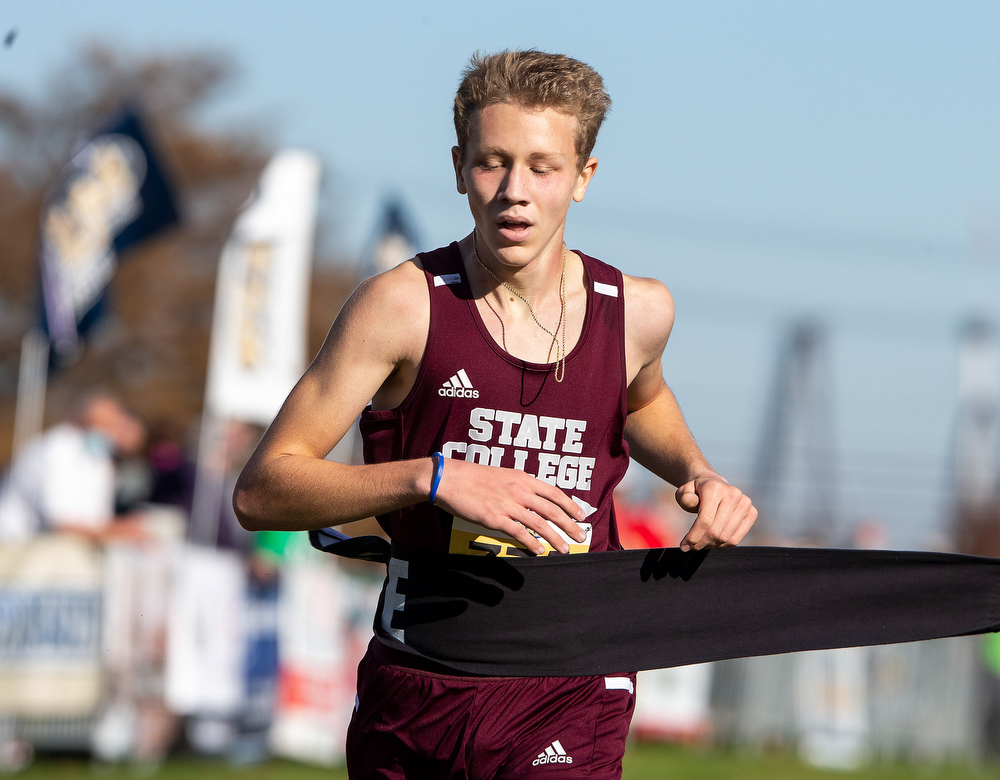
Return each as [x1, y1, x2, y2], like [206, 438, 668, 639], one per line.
[18, 744, 1000, 779]
[622, 743, 1000, 779]
[18, 756, 349, 780]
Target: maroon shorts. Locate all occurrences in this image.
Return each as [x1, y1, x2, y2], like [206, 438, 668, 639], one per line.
[346, 639, 636, 779]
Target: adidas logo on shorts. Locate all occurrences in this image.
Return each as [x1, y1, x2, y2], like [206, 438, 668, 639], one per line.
[532, 739, 573, 766]
[438, 368, 479, 398]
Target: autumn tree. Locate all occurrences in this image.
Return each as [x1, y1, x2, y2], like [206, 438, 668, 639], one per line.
[0, 44, 354, 465]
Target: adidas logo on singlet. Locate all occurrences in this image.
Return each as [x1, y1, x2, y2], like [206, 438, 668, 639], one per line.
[438, 368, 479, 398]
[532, 739, 573, 766]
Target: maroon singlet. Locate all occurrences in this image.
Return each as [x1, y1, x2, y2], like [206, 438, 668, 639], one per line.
[360, 241, 630, 556]
[349, 242, 637, 780]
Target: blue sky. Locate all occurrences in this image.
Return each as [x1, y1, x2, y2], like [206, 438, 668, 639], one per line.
[2, 1, 999, 546]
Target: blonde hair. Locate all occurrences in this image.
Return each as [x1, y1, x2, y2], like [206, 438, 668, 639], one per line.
[454, 50, 611, 171]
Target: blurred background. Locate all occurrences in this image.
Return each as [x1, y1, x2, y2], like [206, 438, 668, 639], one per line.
[0, 0, 999, 774]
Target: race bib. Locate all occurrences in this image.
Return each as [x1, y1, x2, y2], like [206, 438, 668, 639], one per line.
[448, 517, 593, 557]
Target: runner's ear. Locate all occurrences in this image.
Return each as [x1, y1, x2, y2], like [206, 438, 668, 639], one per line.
[452, 147, 468, 195]
[572, 157, 598, 203]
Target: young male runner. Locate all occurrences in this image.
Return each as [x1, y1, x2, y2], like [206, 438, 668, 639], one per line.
[235, 50, 757, 779]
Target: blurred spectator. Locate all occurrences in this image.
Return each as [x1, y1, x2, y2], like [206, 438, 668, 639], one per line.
[0, 393, 147, 542]
[850, 517, 890, 550]
[982, 633, 1000, 757]
[197, 419, 282, 765]
[114, 451, 154, 516]
[614, 466, 684, 549]
[147, 420, 197, 514]
[215, 420, 266, 559]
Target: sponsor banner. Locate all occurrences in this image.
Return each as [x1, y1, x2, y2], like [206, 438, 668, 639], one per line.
[633, 664, 713, 742]
[269, 558, 350, 765]
[270, 557, 381, 766]
[795, 647, 870, 769]
[164, 545, 246, 715]
[95, 538, 177, 762]
[242, 579, 280, 733]
[0, 536, 104, 716]
[40, 110, 178, 358]
[205, 149, 321, 426]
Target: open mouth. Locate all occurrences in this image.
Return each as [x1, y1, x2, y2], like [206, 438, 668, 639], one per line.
[497, 217, 531, 240]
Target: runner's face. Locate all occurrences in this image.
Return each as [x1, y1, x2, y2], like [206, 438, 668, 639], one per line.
[453, 102, 597, 270]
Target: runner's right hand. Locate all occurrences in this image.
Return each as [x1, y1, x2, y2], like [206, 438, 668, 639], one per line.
[430, 457, 586, 555]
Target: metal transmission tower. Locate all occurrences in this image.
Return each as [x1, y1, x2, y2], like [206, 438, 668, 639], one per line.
[953, 317, 1000, 555]
[752, 320, 839, 543]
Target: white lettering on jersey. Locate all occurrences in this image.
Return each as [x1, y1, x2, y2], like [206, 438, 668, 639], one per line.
[512, 414, 542, 449]
[444, 408, 595, 491]
[469, 408, 494, 442]
[495, 410, 521, 445]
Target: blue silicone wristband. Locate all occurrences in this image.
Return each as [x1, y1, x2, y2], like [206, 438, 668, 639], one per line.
[429, 452, 444, 505]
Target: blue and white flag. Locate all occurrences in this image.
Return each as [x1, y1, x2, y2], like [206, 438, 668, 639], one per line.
[39, 110, 178, 358]
[359, 197, 420, 279]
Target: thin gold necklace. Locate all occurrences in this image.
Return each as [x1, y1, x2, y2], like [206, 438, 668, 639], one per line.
[472, 230, 567, 382]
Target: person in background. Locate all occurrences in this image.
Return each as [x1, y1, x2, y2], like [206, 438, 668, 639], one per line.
[614, 466, 686, 550]
[0, 392, 147, 543]
[146, 420, 197, 515]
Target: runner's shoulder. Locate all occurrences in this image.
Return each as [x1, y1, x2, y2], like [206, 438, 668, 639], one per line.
[622, 273, 675, 352]
[342, 259, 430, 333]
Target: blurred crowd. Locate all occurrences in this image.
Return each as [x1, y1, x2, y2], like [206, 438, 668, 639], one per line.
[2, 397, 999, 772]
[0, 393, 276, 562]
[0, 390, 700, 561]
[0, 394, 308, 770]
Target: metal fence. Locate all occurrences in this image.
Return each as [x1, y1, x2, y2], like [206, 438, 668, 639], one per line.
[711, 637, 985, 768]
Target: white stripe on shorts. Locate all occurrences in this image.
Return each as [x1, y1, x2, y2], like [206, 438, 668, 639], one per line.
[604, 676, 634, 694]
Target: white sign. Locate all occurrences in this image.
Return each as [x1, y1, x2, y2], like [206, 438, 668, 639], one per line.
[206, 150, 322, 425]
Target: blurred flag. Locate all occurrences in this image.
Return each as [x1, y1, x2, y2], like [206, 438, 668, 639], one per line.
[39, 109, 179, 360]
[205, 149, 322, 426]
[359, 197, 420, 279]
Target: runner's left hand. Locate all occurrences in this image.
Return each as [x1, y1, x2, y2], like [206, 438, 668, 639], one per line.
[675, 476, 757, 551]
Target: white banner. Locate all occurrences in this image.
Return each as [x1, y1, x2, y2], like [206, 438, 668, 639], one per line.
[270, 556, 382, 766]
[164, 545, 246, 715]
[633, 664, 713, 742]
[206, 149, 322, 426]
[795, 647, 870, 769]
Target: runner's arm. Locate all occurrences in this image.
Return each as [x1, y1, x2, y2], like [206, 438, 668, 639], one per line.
[233, 262, 434, 530]
[233, 260, 585, 554]
[621, 275, 757, 550]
